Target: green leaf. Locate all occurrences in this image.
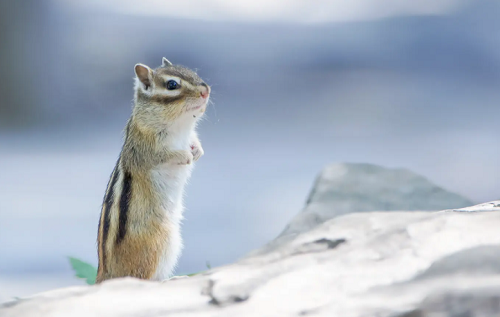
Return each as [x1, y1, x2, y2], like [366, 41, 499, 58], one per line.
[68, 257, 97, 285]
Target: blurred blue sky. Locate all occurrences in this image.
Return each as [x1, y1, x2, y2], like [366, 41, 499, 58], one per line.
[0, 0, 499, 300]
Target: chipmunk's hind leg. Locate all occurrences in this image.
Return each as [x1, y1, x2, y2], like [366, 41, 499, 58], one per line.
[107, 233, 165, 280]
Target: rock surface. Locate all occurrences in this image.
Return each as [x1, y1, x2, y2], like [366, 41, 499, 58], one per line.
[281, 163, 473, 237]
[257, 163, 474, 255]
[2, 201, 499, 317]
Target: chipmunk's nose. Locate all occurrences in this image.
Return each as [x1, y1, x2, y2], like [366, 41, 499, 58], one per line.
[200, 82, 210, 99]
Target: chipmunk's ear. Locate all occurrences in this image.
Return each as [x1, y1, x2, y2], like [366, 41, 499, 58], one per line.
[134, 63, 153, 90]
[162, 57, 172, 67]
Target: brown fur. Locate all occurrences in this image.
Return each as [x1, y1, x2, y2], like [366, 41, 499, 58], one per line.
[96, 60, 209, 283]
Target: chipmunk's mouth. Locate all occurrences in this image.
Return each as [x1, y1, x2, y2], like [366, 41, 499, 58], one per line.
[186, 99, 208, 112]
[188, 105, 203, 111]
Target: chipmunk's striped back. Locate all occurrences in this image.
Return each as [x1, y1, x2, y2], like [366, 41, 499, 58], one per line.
[95, 58, 210, 283]
[97, 155, 142, 282]
[95, 140, 181, 282]
[96, 159, 120, 282]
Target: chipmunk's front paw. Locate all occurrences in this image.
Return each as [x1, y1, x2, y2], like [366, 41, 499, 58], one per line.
[190, 143, 204, 162]
[171, 150, 193, 165]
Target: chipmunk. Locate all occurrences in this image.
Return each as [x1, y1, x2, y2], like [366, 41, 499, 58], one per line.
[96, 57, 210, 283]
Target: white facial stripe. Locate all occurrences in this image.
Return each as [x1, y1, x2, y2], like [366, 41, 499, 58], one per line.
[182, 81, 196, 90]
[158, 89, 182, 96]
[162, 76, 182, 83]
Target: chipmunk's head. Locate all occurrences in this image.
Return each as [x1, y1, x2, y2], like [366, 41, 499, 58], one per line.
[132, 57, 210, 129]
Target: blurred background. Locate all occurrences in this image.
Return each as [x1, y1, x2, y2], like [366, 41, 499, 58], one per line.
[1, 0, 499, 301]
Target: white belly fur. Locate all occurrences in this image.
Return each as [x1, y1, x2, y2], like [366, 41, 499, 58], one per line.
[151, 117, 195, 280]
[150, 163, 193, 280]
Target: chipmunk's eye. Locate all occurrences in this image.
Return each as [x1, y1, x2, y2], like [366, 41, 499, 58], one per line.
[166, 80, 179, 90]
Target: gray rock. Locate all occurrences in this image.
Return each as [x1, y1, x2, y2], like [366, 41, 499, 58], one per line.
[415, 245, 500, 280]
[392, 241, 500, 317]
[258, 163, 474, 255]
[2, 201, 499, 317]
[397, 289, 500, 317]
